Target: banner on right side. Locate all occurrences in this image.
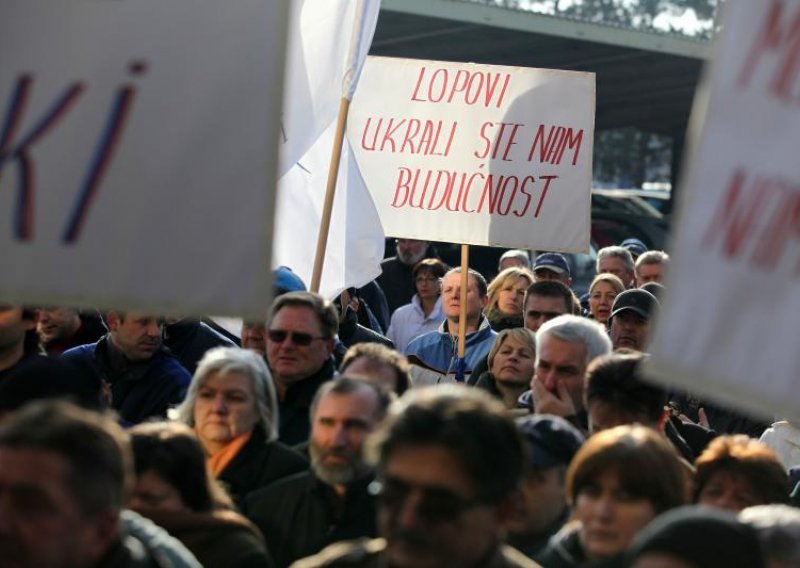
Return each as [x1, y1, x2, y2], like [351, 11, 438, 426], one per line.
[646, 0, 800, 423]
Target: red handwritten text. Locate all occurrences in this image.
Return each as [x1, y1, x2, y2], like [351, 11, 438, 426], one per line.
[702, 168, 800, 273]
[737, 0, 800, 102]
[411, 66, 511, 108]
[391, 166, 557, 218]
[361, 117, 457, 157]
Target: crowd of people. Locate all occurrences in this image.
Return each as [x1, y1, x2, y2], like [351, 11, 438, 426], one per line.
[0, 237, 799, 568]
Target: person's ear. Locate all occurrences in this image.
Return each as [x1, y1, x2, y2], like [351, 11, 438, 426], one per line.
[106, 311, 121, 332]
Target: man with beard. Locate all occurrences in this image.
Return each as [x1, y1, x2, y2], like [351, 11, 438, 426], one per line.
[294, 386, 540, 568]
[376, 238, 438, 314]
[242, 377, 390, 568]
[62, 311, 190, 424]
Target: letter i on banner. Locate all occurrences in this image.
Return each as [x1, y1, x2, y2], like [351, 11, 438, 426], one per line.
[310, 0, 380, 293]
[454, 243, 469, 383]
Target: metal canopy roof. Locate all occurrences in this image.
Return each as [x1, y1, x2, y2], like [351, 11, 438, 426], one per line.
[370, 0, 711, 137]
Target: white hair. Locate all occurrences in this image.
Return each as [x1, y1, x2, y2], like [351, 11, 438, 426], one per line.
[174, 347, 279, 442]
[536, 314, 612, 366]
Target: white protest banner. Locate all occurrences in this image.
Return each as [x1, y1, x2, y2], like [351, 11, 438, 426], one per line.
[0, 0, 288, 318]
[273, 122, 385, 298]
[347, 56, 595, 251]
[647, 0, 800, 423]
[274, 0, 384, 297]
[279, 0, 380, 175]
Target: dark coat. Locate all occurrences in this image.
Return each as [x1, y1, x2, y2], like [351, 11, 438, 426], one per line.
[337, 309, 394, 351]
[163, 318, 236, 374]
[242, 471, 377, 568]
[62, 336, 190, 425]
[375, 245, 438, 314]
[277, 357, 335, 445]
[41, 311, 106, 355]
[217, 427, 308, 505]
[135, 508, 274, 568]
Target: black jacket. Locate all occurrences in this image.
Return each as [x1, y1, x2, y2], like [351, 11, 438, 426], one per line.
[217, 427, 308, 506]
[375, 245, 438, 314]
[242, 471, 377, 568]
[337, 309, 394, 351]
[277, 358, 335, 445]
[163, 318, 235, 374]
[61, 337, 190, 425]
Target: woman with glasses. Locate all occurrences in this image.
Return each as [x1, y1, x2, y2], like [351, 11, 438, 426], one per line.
[537, 424, 690, 567]
[386, 258, 448, 354]
[174, 346, 307, 505]
[485, 267, 535, 331]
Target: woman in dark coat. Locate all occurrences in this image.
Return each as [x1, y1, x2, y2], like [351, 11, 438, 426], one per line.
[129, 421, 274, 568]
[174, 347, 307, 505]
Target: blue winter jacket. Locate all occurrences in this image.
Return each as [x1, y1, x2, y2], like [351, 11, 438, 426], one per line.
[406, 317, 496, 375]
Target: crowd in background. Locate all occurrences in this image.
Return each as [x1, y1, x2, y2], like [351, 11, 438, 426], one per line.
[1, 237, 799, 568]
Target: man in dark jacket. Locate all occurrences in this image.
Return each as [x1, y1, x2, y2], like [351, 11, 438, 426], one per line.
[0, 400, 200, 568]
[376, 238, 438, 314]
[0, 306, 39, 380]
[266, 292, 338, 444]
[163, 317, 235, 374]
[243, 377, 390, 567]
[294, 386, 539, 568]
[37, 307, 105, 355]
[62, 311, 190, 424]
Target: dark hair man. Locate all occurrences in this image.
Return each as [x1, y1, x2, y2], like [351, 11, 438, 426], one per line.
[583, 352, 708, 462]
[0, 400, 199, 567]
[37, 307, 105, 356]
[506, 415, 585, 560]
[294, 386, 538, 568]
[0, 306, 38, 378]
[523, 281, 574, 333]
[532, 253, 572, 289]
[243, 377, 390, 568]
[62, 311, 190, 424]
[266, 291, 339, 444]
[340, 342, 411, 395]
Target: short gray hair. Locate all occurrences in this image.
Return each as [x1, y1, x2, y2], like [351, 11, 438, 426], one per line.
[635, 250, 669, 274]
[596, 246, 634, 275]
[175, 347, 279, 442]
[536, 315, 612, 366]
[499, 249, 531, 269]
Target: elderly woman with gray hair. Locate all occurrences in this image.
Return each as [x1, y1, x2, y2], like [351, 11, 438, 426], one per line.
[175, 347, 307, 504]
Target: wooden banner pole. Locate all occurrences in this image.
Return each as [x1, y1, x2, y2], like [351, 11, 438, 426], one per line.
[458, 243, 469, 359]
[310, 97, 350, 293]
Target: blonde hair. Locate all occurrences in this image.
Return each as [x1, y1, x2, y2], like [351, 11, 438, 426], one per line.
[486, 267, 535, 314]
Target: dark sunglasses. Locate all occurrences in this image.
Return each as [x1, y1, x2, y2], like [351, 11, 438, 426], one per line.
[369, 477, 487, 523]
[267, 329, 327, 346]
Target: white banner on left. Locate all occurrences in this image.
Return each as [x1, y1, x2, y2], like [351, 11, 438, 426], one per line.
[0, 0, 289, 318]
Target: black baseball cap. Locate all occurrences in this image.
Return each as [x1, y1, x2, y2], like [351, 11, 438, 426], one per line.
[610, 288, 659, 320]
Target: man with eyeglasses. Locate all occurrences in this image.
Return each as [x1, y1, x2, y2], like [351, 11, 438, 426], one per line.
[62, 310, 190, 424]
[244, 377, 390, 568]
[265, 291, 339, 444]
[294, 386, 540, 568]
